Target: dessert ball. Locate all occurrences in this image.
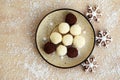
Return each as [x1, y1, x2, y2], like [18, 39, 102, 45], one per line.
[70, 24, 81, 36]
[56, 45, 67, 56]
[62, 34, 73, 46]
[73, 36, 85, 48]
[65, 13, 77, 26]
[67, 47, 78, 58]
[44, 42, 56, 54]
[58, 22, 70, 34]
[50, 32, 62, 44]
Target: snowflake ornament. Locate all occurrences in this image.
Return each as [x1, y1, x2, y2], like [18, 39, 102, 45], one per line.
[86, 5, 102, 22]
[96, 31, 112, 47]
[82, 56, 97, 72]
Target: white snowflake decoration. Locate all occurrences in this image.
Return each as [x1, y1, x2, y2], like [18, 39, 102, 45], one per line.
[86, 5, 102, 22]
[96, 31, 112, 47]
[82, 56, 97, 72]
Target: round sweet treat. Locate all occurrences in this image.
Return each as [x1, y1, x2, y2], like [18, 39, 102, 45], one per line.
[58, 22, 70, 34]
[50, 32, 62, 44]
[67, 47, 78, 58]
[70, 24, 81, 36]
[73, 36, 85, 48]
[56, 45, 67, 56]
[62, 34, 73, 46]
[65, 13, 77, 26]
[44, 42, 56, 54]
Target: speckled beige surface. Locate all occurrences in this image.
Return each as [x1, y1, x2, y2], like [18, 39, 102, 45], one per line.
[0, 0, 120, 80]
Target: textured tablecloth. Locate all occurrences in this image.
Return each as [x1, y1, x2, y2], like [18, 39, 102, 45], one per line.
[0, 0, 120, 80]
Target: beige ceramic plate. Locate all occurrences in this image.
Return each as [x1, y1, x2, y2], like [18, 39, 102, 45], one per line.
[36, 9, 95, 68]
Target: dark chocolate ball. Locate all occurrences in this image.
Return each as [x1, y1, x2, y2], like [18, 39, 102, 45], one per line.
[44, 42, 56, 54]
[65, 13, 77, 26]
[67, 47, 78, 58]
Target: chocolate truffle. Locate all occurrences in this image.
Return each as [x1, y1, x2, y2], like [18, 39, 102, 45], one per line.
[70, 24, 81, 36]
[65, 13, 77, 26]
[58, 22, 70, 34]
[73, 36, 85, 48]
[67, 47, 78, 58]
[62, 34, 73, 46]
[50, 32, 62, 44]
[56, 45, 67, 56]
[44, 42, 56, 54]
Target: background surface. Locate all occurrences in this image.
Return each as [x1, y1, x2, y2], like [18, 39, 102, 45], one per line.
[0, 0, 120, 80]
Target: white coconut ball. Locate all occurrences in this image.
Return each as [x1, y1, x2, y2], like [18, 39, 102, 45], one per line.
[58, 22, 70, 34]
[70, 24, 81, 36]
[62, 34, 73, 46]
[56, 45, 67, 56]
[73, 36, 85, 48]
[50, 32, 62, 44]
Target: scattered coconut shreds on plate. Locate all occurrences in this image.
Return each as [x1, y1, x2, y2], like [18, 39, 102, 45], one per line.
[42, 37, 47, 41]
[86, 5, 102, 22]
[81, 56, 98, 72]
[96, 30, 112, 48]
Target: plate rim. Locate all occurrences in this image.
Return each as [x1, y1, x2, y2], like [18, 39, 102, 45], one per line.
[35, 8, 95, 69]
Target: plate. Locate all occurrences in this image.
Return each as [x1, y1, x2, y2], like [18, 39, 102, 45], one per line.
[36, 9, 95, 68]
